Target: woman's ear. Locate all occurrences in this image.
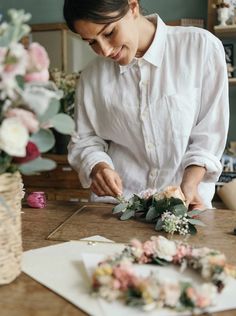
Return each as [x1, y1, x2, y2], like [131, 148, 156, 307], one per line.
[128, 0, 140, 18]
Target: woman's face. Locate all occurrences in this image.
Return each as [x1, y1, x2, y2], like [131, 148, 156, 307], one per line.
[73, 5, 140, 65]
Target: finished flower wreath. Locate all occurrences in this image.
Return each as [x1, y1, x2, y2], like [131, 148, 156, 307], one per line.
[113, 186, 205, 235]
[92, 236, 236, 312]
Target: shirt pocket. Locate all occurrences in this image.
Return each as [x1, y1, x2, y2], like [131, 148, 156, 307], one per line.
[162, 87, 199, 139]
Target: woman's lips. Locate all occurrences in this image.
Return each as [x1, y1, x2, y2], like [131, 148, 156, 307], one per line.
[110, 47, 122, 61]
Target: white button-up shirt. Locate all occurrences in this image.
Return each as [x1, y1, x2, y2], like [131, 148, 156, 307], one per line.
[68, 14, 229, 207]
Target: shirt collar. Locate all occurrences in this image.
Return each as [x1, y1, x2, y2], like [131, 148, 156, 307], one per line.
[119, 14, 167, 74]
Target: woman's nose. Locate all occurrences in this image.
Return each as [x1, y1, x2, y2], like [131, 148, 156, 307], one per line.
[97, 40, 113, 57]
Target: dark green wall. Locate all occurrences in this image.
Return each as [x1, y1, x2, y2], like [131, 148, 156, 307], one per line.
[142, 0, 207, 22]
[0, 0, 207, 24]
[0, 0, 235, 142]
[0, 0, 64, 23]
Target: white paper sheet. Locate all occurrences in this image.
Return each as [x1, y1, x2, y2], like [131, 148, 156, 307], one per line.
[22, 237, 236, 316]
[22, 237, 123, 316]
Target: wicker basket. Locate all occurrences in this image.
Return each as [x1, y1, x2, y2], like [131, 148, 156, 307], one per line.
[0, 172, 24, 284]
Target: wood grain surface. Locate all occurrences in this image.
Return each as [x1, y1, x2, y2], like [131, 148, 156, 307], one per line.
[0, 201, 236, 316]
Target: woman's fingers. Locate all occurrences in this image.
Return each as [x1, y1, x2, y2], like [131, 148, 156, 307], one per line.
[90, 182, 107, 196]
[91, 166, 122, 197]
[104, 170, 123, 196]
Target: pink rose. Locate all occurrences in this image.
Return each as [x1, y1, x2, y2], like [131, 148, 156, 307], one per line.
[173, 244, 192, 263]
[113, 263, 135, 290]
[13, 141, 40, 164]
[6, 108, 39, 133]
[25, 68, 49, 82]
[143, 240, 155, 256]
[130, 239, 143, 249]
[27, 42, 50, 72]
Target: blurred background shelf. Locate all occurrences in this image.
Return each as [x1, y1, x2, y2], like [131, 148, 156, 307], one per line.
[22, 154, 90, 202]
[214, 25, 236, 38]
[229, 78, 236, 85]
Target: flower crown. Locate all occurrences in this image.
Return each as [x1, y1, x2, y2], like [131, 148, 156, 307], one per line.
[92, 236, 236, 312]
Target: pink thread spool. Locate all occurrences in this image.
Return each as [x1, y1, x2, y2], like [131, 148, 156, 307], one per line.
[27, 191, 46, 209]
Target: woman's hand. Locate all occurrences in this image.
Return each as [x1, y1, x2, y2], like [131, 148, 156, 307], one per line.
[90, 162, 123, 197]
[180, 165, 206, 210]
[181, 183, 205, 210]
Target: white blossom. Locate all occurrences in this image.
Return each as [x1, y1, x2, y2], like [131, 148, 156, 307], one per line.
[0, 117, 29, 156]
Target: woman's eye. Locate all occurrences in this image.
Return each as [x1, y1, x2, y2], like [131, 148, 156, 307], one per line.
[104, 30, 114, 38]
[88, 40, 96, 46]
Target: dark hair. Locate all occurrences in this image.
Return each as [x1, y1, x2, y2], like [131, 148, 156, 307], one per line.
[63, 0, 137, 32]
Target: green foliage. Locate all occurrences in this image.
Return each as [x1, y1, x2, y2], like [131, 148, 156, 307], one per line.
[30, 129, 55, 153]
[0, 10, 31, 46]
[39, 98, 61, 123]
[19, 157, 56, 175]
[0, 154, 12, 174]
[50, 113, 75, 135]
[112, 193, 205, 235]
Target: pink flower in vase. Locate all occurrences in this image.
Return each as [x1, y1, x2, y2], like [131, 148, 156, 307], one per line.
[27, 191, 46, 209]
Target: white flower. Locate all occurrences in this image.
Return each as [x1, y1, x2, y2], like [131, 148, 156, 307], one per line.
[0, 117, 29, 156]
[139, 188, 158, 199]
[162, 282, 181, 307]
[0, 43, 28, 99]
[151, 236, 177, 261]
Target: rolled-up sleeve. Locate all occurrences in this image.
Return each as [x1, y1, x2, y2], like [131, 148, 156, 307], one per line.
[182, 38, 229, 182]
[68, 77, 114, 188]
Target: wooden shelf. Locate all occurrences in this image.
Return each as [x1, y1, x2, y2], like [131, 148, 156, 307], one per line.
[22, 154, 90, 201]
[214, 25, 236, 38]
[229, 78, 236, 85]
[30, 23, 68, 32]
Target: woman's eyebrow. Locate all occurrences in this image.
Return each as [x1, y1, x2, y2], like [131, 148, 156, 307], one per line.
[82, 23, 111, 41]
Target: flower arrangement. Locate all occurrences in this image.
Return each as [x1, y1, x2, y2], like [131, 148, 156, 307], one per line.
[213, 1, 230, 8]
[113, 186, 205, 235]
[92, 236, 236, 312]
[50, 68, 79, 118]
[0, 10, 75, 175]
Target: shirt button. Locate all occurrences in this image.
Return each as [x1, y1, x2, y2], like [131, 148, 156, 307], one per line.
[142, 111, 148, 119]
[147, 143, 154, 150]
[138, 59, 143, 66]
[150, 169, 157, 177]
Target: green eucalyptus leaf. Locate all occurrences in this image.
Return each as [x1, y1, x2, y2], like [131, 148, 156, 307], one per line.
[50, 113, 75, 135]
[188, 218, 206, 227]
[172, 204, 187, 216]
[153, 197, 169, 213]
[152, 257, 168, 266]
[19, 157, 56, 175]
[155, 218, 163, 231]
[39, 98, 60, 123]
[187, 209, 204, 217]
[0, 154, 12, 174]
[145, 206, 158, 221]
[188, 223, 197, 235]
[30, 129, 55, 153]
[169, 197, 184, 206]
[15, 75, 25, 89]
[112, 203, 127, 214]
[120, 209, 135, 221]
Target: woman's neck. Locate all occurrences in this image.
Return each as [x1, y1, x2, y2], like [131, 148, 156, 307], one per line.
[135, 15, 156, 58]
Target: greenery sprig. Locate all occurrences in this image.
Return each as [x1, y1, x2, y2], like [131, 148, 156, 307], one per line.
[113, 187, 205, 235]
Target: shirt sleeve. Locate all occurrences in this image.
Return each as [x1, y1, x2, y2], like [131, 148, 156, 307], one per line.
[68, 76, 114, 188]
[182, 36, 229, 183]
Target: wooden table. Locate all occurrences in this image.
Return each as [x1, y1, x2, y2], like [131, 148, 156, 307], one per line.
[0, 201, 236, 316]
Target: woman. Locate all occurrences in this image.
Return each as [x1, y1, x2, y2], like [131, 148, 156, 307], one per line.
[64, 0, 229, 209]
